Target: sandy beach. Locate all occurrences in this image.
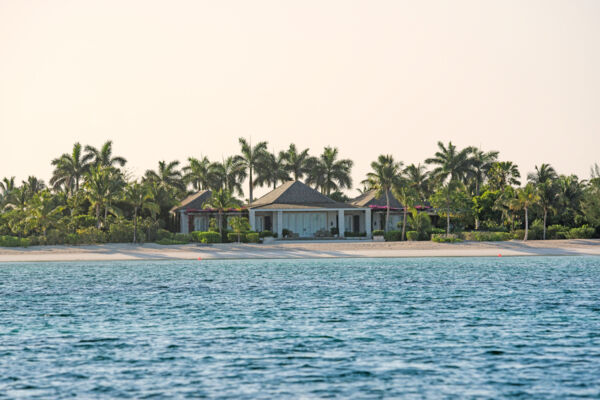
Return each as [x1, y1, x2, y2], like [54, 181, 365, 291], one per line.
[1, 239, 599, 263]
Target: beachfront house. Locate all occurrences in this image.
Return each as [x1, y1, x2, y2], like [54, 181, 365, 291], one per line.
[247, 181, 371, 238]
[170, 190, 245, 234]
[350, 189, 433, 231]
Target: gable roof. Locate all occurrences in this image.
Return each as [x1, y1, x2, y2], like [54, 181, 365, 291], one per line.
[170, 190, 212, 213]
[350, 189, 404, 208]
[249, 181, 355, 210]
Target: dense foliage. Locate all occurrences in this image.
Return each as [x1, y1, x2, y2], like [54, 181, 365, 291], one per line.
[1, 139, 599, 246]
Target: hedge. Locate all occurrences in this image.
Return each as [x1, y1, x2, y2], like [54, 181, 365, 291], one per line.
[372, 230, 384, 236]
[227, 232, 248, 243]
[246, 232, 259, 243]
[192, 231, 221, 243]
[0, 235, 30, 247]
[384, 230, 403, 241]
[461, 231, 512, 241]
[566, 225, 595, 239]
[259, 230, 274, 238]
[431, 233, 462, 243]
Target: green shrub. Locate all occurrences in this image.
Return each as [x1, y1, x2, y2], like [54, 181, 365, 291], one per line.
[172, 233, 191, 243]
[462, 231, 512, 241]
[406, 231, 419, 241]
[384, 230, 403, 241]
[192, 231, 221, 244]
[0, 235, 30, 247]
[45, 229, 68, 245]
[330, 227, 339, 236]
[156, 229, 173, 241]
[546, 225, 568, 240]
[108, 222, 135, 243]
[246, 232, 259, 243]
[372, 230, 384, 236]
[75, 227, 106, 244]
[566, 225, 595, 239]
[282, 228, 293, 238]
[227, 232, 248, 243]
[259, 230, 274, 238]
[156, 238, 189, 245]
[431, 234, 462, 243]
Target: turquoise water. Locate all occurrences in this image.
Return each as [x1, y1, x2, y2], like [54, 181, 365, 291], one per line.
[1, 257, 600, 399]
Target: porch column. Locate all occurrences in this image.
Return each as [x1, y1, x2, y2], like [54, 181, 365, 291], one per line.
[338, 209, 345, 238]
[276, 210, 283, 238]
[365, 208, 372, 238]
[179, 211, 189, 234]
[249, 209, 256, 231]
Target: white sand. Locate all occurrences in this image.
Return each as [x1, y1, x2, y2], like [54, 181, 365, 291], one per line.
[1, 239, 599, 262]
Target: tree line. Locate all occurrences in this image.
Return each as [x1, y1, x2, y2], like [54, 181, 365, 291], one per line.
[1, 138, 599, 245]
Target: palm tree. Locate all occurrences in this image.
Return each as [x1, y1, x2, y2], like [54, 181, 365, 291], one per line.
[511, 183, 540, 241]
[84, 140, 127, 168]
[25, 190, 64, 237]
[425, 141, 474, 184]
[429, 180, 468, 236]
[487, 161, 521, 191]
[210, 157, 247, 196]
[0, 177, 16, 210]
[236, 137, 268, 204]
[528, 163, 558, 240]
[392, 178, 418, 240]
[203, 189, 240, 235]
[306, 147, 353, 196]
[255, 152, 290, 190]
[407, 209, 432, 239]
[469, 148, 499, 197]
[556, 174, 585, 226]
[280, 144, 311, 181]
[123, 182, 159, 243]
[50, 142, 90, 194]
[183, 156, 212, 191]
[21, 176, 46, 200]
[404, 163, 430, 202]
[363, 155, 402, 231]
[84, 166, 112, 228]
[144, 160, 186, 193]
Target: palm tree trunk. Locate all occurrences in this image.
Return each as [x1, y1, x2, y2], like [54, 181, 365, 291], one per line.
[385, 190, 390, 232]
[249, 166, 253, 204]
[524, 207, 529, 241]
[218, 211, 223, 235]
[402, 207, 407, 241]
[543, 208, 547, 240]
[96, 203, 101, 229]
[133, 207, 138, 244]
[446, 195, 450, 236]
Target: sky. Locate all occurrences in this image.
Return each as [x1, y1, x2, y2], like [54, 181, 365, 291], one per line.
[1, 0, 599, 198]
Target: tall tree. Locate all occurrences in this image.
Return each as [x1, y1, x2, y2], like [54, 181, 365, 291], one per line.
[25, 190, 64, 237]
[363, 155, 403, 231]
[0, 177, 16, 210]
[404, 163, 430, 202]
[255, 152, 290, 190]
[236, 137, 268, 204]
[306, 147, 353, 196]
[210, 157, 247, 197]
[183, 156, 213, 191]
[280, 144, 311, 181]
[528, 163, 558, 240]
[511, 183, 540, 241]
[123, 182, 159, 243]
[429, 181, 470, 236]
[487, 161, 521, 191]
[84, 140, 127, 168]
[84, 166, 112, 228]
[392, 178, 418, 241]
[50, 142, 89, 194]
[425, 141, 474, 184]
[468, 148, 499, 197]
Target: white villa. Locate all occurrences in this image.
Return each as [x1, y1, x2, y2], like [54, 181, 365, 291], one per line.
[247, 181, 371, 238]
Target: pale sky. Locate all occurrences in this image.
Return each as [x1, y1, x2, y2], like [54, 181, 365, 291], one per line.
[1, 0, 599, 198]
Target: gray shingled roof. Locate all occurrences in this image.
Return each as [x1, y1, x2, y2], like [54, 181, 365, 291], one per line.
[249, 181, 355, 210]
[170, 190, 212, 212]
[350, 190, 404, 208]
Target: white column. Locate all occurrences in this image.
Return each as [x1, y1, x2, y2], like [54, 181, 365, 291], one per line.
[249, 209, 256, 231]
[277, 211, 283, 238]
[180, 211, 189, 234]
[365, 208, 372, 238]
[338, 209, 345, 238]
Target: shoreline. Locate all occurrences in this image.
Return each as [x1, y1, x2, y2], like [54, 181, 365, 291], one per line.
[1, 239, 599, 263]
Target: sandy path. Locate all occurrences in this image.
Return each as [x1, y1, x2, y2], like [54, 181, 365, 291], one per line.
[1, 239, 599, 262]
